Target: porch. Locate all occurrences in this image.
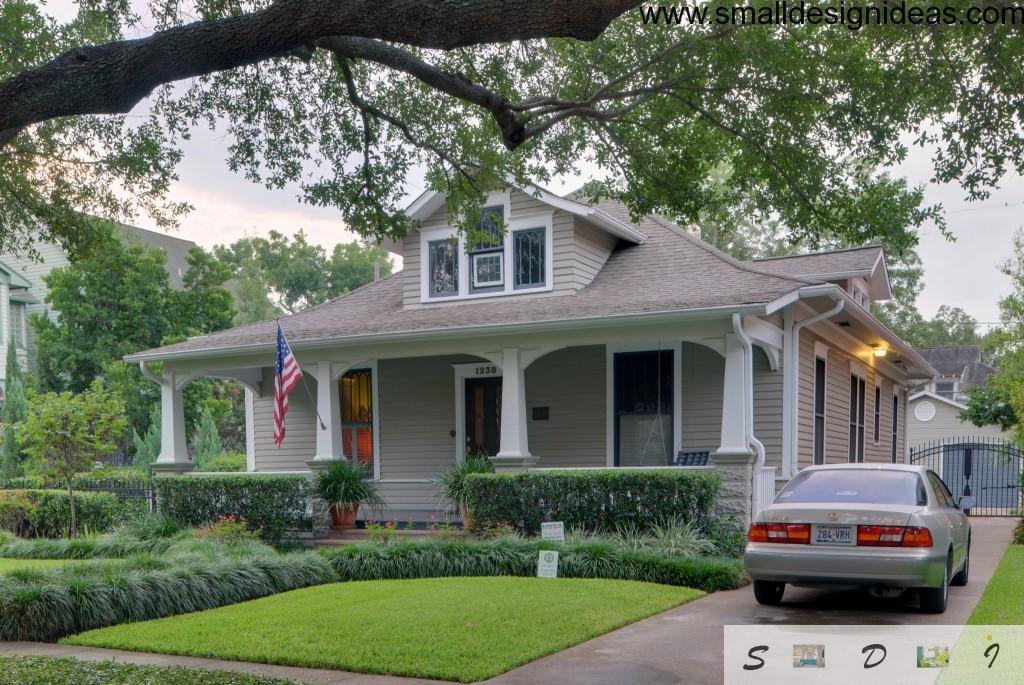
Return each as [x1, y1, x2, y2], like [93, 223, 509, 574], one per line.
[143, 314, 783, 523]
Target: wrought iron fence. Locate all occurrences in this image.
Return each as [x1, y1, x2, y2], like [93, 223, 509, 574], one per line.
[910, 437, 1022, 516]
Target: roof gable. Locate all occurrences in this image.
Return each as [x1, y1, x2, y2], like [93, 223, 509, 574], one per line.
[750, 246, 892, 300]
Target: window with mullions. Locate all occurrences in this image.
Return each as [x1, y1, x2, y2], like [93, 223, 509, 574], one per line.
[813, 357, 826, 465]
[428, 239, 458, 297]
[849, 374, 866, 462]
[469, 206, 505, 292]
[340, 369, 374, 469]
[513, 227, 546, 288]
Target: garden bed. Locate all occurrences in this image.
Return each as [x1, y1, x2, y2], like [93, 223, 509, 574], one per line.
[0, 657, 298, 685]
[64, 577, 702, 682]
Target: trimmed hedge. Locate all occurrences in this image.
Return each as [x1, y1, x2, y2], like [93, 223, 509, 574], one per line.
[319, 538, 746, 593]
[0, 490, 131, 538]
[155, 474, 312, 541]
[0, 542, 335, 641]
[464, 470, 721, 534]
[0, 657, 299, 685]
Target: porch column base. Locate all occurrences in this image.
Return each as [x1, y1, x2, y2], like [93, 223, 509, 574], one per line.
[489, 454, 539, 472]
[711, 449, 755, 525]
[152, 461, 195, 475]
[306, 457, 341, 473]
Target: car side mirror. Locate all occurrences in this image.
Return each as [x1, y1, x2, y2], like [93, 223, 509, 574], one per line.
[958, 496, 975, 510]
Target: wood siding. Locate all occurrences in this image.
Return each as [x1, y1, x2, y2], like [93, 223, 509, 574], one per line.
[400, 189, 616, 306]
[251, 367, 317, 471]
[680, 342, 724, 456]
[526, 345, 606, 468]
[797, 330, 907, 467]
[908, 396, 1013, 446]
[753, 347, 784, 470]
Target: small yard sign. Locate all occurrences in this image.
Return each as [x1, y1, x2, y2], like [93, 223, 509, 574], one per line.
[540, 521, 565, 542]
[537, 550, 559, 578]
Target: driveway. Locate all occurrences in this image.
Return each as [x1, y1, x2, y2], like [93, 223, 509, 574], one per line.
[488, 517, 1016, 685]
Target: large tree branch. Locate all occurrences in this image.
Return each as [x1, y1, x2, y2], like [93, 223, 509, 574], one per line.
[0, 0, 641, 144]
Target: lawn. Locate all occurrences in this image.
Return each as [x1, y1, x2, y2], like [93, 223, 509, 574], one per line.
[968, 544, 1024, 624]
[0, 558, 87, 574]
[65, 577, 702, 682]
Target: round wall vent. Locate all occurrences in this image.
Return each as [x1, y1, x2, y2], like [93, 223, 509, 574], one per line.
[914, 401, 936, 422]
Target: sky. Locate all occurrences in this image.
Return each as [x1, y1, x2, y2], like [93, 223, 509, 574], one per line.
[44, 1, 1024, 329]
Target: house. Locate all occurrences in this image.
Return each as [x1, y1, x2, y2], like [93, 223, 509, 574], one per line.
[0, 223, 196, 397]
[908, 346, 1010, 449]
[125, 187, 936, 524]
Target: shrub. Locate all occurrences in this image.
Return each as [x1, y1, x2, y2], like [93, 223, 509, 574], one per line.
[1013, 518, 1024, 545]
[319, 537, 746, 593]
[436, 454, 494, 516]
[155, 474, 312, 542]
[702, 515, 748, 558]
[196, 452, 247, 472]
[0, 545, 335, 641]
[464, 469, 721, 534]
[0, 490, 127, 538]
[196, 516, 262, 544]
[0, 657, 299, 685]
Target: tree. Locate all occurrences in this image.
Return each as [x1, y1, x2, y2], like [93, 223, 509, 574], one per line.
[214, 235, 392, 323]
[19, 379, 126, 536]
[170, 248, 236, 336]
[10, 1, 1024, 259]
[131, 407, 161, 476]
[193, 405, 222, 469]
[0, 342, 27, 478]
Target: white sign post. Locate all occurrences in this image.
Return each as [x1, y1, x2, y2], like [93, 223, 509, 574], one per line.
[537, 550, 559, 578]
[540, 521, 565, 542]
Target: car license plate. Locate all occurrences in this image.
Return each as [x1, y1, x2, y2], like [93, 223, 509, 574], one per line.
[812, 524, 853, 546]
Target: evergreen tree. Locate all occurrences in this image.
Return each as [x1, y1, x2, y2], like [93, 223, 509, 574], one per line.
[0, 340, 27, 478]
[193, 406, 222, 469]
[131, 407, 161, 476]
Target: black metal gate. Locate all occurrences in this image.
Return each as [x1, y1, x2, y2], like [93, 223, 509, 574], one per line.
[910, 437, 1023, 516]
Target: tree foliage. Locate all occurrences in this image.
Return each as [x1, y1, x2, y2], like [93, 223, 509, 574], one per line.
[1, 342, 28, 478]
[193, 405, 222, 470]
[6, 0, 1024, 258]
[214, 233, 392, 322]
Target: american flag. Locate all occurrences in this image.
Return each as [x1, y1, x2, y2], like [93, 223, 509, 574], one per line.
[273, 323, 303, 447]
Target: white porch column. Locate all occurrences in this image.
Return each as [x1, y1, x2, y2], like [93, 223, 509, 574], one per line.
[492, 347, 536, 472]
[153, 373, 192, 473]
[712, 333, 756, 523]
[312, 361, 343, 464]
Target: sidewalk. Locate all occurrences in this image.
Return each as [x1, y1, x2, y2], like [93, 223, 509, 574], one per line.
[0, 517, 1014, 685]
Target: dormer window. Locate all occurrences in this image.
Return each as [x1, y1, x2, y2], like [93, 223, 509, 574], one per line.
[419, 191, 553, 303]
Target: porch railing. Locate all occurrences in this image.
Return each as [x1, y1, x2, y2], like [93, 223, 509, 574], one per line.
[753, 465, 777, 517]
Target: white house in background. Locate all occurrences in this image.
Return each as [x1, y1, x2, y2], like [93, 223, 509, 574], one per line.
[126, 186, 936, 525]
[0, 224, 196, 400]
[908, 345, 1010, 449]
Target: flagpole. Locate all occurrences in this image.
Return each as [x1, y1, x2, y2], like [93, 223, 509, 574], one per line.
[278, 319, 327, 431]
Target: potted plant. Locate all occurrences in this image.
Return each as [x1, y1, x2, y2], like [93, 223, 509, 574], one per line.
[316, 458, 383, 530]
[436, 453, 494, 530]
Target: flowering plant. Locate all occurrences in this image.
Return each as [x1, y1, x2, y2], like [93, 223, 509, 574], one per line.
[196, 515, 261, 543]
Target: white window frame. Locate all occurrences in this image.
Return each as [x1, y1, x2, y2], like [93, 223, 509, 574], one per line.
[418, 192, 554, 302]
[338, 362, 382, 481]
[471, 252, 505, 289]
[453, 361, 503, 463]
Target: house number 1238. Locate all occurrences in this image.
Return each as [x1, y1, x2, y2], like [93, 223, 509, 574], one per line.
[475, 365, 498, 376]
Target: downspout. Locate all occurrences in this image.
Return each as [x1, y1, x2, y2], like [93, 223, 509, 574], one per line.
[732, 314, 765, 469]
[786, 291, 845, 478]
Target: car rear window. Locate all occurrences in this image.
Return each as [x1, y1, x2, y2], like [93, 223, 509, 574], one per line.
[776, 469, 927, 506]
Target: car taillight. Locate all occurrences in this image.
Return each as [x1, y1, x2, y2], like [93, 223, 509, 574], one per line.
[857, 525, 933, 547]
[748, 522, 810, 544]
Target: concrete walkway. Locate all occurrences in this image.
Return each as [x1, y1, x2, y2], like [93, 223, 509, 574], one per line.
[0, 518, 1014, 685]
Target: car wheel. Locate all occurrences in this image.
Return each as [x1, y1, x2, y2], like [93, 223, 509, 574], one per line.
[920, 555, 951, 614]
[753, 580, 785, 606]
[952, 539, 970, 587]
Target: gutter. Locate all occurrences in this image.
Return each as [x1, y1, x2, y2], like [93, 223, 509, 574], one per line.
[125, 301, 770, 364]
[783, 288, 845, 479]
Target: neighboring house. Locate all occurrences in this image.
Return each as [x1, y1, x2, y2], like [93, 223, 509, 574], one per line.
[915, 345, 996, 403]
[0, 224, 196, 396]
[908, 346, 1010, 448]
[126, 187, 935, 524]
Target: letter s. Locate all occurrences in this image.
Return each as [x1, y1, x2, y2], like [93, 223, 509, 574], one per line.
[743, 645, 769, 671]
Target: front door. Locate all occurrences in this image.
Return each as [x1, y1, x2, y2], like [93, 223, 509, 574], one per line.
[465, 377, 502, 457]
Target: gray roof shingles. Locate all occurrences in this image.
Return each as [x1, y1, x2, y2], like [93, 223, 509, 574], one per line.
[130, 198, 820, 360]
[750, 245, 882, 279]
[916, 346, 996, 387]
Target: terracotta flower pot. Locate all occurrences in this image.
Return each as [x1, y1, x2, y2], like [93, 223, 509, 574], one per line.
[460, 504, 474, 532]
[330, 502, 359, 530]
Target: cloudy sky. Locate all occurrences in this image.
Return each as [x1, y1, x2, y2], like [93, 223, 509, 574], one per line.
[47, 2, 1023, 329]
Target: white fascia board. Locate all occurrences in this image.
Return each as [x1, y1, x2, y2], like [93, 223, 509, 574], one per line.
[909, 390, 968, 411]
[124, 301, 769, 364]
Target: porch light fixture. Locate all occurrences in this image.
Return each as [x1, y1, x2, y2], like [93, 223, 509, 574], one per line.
[872, 345, 887, 358]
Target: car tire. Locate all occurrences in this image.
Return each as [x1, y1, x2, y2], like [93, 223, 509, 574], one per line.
[920, 555, 951, 614]
[753, 580, 785, 606]
[952, 540, 970, 587]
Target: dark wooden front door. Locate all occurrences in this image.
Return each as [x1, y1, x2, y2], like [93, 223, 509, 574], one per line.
[465, 377, 502, 457]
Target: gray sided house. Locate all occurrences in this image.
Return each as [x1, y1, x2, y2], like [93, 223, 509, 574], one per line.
[127, 187, 936, 524]
[0, 224, 195, 397]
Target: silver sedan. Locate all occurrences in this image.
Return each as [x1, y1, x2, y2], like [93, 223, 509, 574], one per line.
[744, 464, 971, 613]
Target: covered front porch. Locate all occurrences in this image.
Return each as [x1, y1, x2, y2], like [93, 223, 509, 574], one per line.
[143, 313, 783, 523]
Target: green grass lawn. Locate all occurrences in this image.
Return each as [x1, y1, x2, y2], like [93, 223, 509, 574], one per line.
[65, 577, 702, 682]
[0, 558, 88, 574]
[968, 544, 1024, 624]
